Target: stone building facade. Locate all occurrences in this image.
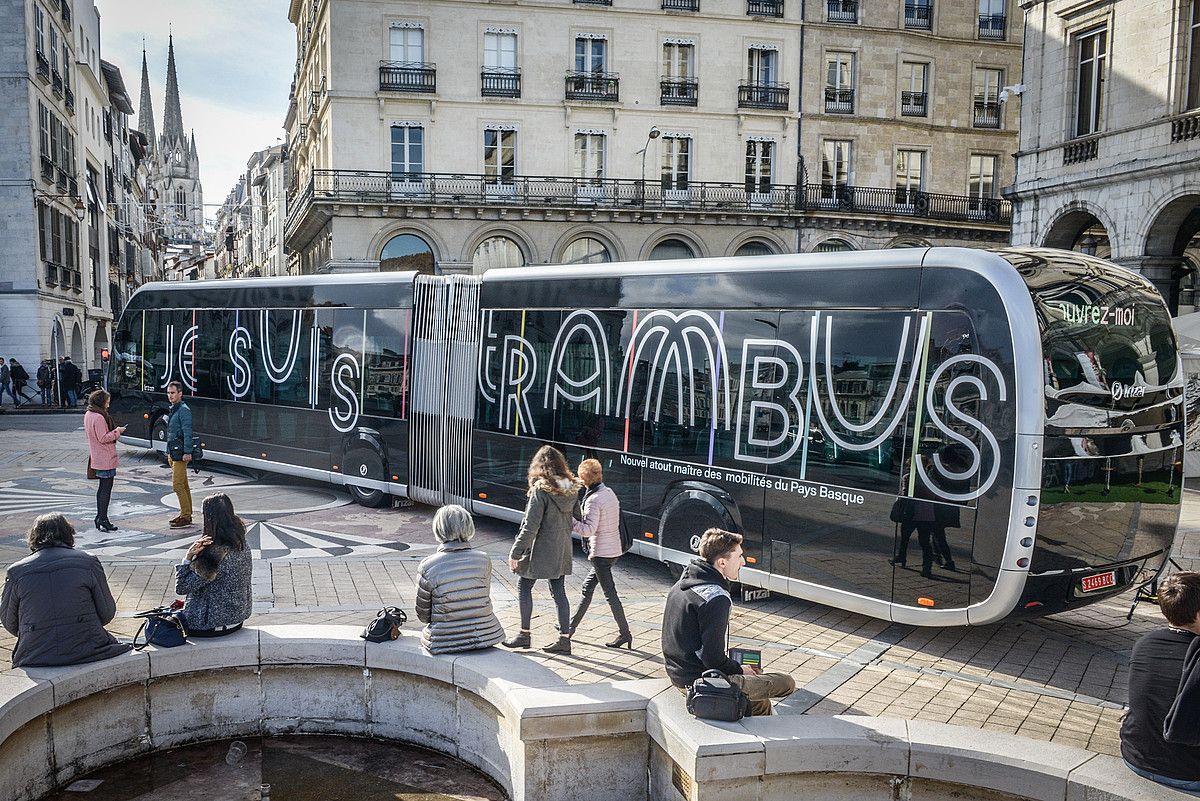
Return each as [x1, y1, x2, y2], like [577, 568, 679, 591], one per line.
[215, 144, 289, 278]
[1009, 0, 1200, 313]
[283, 0, 1023, 274]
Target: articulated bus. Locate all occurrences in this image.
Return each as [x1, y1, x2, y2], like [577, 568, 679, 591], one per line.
[109, 248, 1184, 625]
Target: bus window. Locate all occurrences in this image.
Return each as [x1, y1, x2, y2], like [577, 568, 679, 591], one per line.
[111, 315, 142, 391]
[193, 309, 229, 400]
[551, 309, 630, 455]
[475, 309, 559, 440]
[364, 308, 408, 419]
[710, 311, 783, 469]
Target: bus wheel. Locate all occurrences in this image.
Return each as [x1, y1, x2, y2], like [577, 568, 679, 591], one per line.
[150, 416, 168, 461]
[344, 448, 387, 508]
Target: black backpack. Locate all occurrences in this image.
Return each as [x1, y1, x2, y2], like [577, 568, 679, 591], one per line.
[360, 606, 407, 643]
[686, 670, 751, 722]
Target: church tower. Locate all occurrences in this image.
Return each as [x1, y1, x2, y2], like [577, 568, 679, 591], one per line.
[136, 37, 205, 245]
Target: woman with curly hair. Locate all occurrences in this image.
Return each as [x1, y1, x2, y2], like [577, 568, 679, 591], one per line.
[503, 445, 581, 655]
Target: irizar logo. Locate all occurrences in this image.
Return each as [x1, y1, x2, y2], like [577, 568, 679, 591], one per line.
[689, 534, 702, 553]
[1111, 382, 1146, 401]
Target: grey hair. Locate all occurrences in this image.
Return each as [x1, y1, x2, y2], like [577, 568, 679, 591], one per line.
[432, 504, 475, 544]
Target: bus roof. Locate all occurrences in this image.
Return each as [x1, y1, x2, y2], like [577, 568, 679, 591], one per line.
[123, 271, 420, 312]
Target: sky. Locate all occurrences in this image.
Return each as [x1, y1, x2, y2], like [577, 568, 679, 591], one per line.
[95, 0, 294, 219]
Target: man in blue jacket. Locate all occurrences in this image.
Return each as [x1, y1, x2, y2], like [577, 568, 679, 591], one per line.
[661, 528, 795, 716]
[165, 381, 194, 528]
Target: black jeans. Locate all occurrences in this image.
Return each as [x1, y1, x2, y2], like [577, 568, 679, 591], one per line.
[517, 576, 570, 634]
[569, 557, 629, 636]
[96, 477, 114, 522]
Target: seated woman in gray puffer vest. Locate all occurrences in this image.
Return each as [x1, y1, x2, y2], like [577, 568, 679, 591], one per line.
[416, 505, 505, 655]
[175, 493, 252, 636]
[0, 513, 131, 668]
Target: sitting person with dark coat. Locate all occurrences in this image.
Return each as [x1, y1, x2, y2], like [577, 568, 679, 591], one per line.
[175, 493, 252, 637]
[0, 513, 131, 667]
[1120, 571, 1200, 793]
[415, 504, 505, 655]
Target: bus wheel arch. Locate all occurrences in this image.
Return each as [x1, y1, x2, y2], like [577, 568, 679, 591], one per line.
[658, 482, 740, 566]
[340, 431, 389, 508]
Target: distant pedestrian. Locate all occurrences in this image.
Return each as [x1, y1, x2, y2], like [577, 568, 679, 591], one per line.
[0, 358, 15, 406]
[36, 360, 53, 406]
[415, 504, 505, 655]
[0, 513, 131, 668]
[567, 459, 631, 649]
[84, 389, 126, 533]
[502, 445, 582, 655]
[165, 381, 194, 528]
[10, 359, 29, 405]
[59, 357, 82, 407]
[175, 493, 252, 637]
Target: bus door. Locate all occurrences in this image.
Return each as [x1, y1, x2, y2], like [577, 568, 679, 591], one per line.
[761, 310, 913, 603]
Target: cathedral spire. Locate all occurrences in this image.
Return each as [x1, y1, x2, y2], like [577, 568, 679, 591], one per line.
[161, 35, 185, 147]
[137, 46, 156, 149]
[190, 129, 198, 159]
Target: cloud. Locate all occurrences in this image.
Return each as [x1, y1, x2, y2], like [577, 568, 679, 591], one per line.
[95, 0, 293, 214]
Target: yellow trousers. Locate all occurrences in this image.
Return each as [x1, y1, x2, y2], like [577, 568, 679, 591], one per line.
[169, 457, 192, 518]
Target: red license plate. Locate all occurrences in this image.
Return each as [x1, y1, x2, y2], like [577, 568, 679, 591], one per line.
[1080, 571, 1116, 593]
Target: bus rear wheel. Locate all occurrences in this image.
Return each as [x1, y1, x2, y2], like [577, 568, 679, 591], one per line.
[344, 448, 388, 508]
[150, 415, 169, 461]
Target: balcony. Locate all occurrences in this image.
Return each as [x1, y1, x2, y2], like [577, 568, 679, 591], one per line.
[64, 87, 74, 113]
[45, 262, 59, 287]
[573, 0, 612, 4]
[35, 51, 49, 82]
[901, 90, 927, 117]
[738, 82, 789, 110]
[565, 72, 619, 102]
[481, 69, 521, 98]
[379, 61, 436, 93]
[662, 0, 699, 9]
[55, 169, 67, 193]
[904, 3, 932, 30]
[827, 0, 857, 23]
[1171, 110, 1200, 142]
[824, 87, 854, 114]
[978, 14, 1006, 40]
[973, 101, 1000, 128]
[61, 2, 71, 25]
[803, 183, 1010, 224]
[1063, 136, 1099, 165]
[40, 156, 54, 183]
[660, 78, 698, 106]
[51, 69, 63, 96]
[747, 0, 783, 16]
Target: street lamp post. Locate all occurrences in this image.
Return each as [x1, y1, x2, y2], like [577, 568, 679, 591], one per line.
[637, 126, 661, 208]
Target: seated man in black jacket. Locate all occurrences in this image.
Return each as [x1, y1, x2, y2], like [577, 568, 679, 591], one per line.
[661, 528, 795, 716]
[1120, 571, 1200, 793]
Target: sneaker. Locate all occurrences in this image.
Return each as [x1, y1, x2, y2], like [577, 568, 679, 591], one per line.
[169, 516, 193, 529]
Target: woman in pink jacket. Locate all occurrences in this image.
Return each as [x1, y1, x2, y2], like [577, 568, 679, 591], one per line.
[84, 390, 125, 532]
[567, 458, 631, 649]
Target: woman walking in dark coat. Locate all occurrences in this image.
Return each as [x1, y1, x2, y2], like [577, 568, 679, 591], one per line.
[0, 513, 131, 667]
[175, 493, 252, 636]
[503, 445, 582, 655]
[416, 504, 505, 654]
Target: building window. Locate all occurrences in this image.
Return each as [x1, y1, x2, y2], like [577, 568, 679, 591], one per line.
[745, 140, 774, 193]
[827, 0, 858, 24]
[821, 139, 852, 196]
[575, 36, 607, 73]
[894, 149, 925, 205]
[175, 189, 187, 218]
[563, 237, 612, 264]
[472, 235, 524, 273]
[1190, 0, 1200, 110]
[380, 233, 434, 273]
[735, 241, 775, 257]
[483, 128, 516, 184]
[902, 62, 928, 116]
[34, 4, 45, 55]
[968, 153, 997, 209]
[38, 102, 51, 169]
[747, 47, 777, 85]
[825, 52, 855, 113]
[816, 239, 853, 252]
[649, 239, 696, 260]
[905, 0, 933, 30]
[49, 25, 58, 72]
[661, 136, 691, 191]
[973, 67, 1002, 128]
[661, 42, 697, 104]
[978, 0, 1006, 40]
[389, 26, 424, 63]
[574, 133, 606, 181]
[1075, 28, 1107, 137]
[390, 125, 424, 177]
[482, 32, 520, 97]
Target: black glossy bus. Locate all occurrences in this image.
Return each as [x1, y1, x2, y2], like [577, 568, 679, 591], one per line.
[109, 248, 1184, 625]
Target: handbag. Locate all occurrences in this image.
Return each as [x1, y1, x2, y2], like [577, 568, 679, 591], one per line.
[360, 606, 408, 643]
[619, 514, 633, 554]
[132, 606, 189, 650]
[889, 497, 913, 524]
[685, 669, 751, 722]
[87, 457, 97, 481]
[191, 436, 204, 462]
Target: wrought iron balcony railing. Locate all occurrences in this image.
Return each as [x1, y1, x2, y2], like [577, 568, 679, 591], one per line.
[973, 100, 1000, 128]
[738, 82, 789, 110]
[35, 51, 49, 81]
[978, 14, 1006, 40]
[379, 61, 436, 93]
[904, 2, 932, 29]
[573, 0, 612, 5]
[51, 70, 63, 96]
[64, 87, 74, 113]
[40, 156, 54, 183]
[901, 90, 927, 117]
[824, 87, 854, 114]
[287, 169, 1012, 229]
[481, 69, 521, 98]
[747, 0, 783, 16]
[662, 0, 699, 9]
[660, 78, 698, 106]
[827, 0, 858, 23]
[566, 72, 619, 102]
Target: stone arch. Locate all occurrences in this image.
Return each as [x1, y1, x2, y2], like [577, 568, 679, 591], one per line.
[69, 321, 83, 364]
[885, 235, 931, 249]
[92, 324, 108, 365]
[1039, 200, 1118, 254]
[367, 222, 448, 272]
[550, 226, 626, 264]
[1139, 192, 1200, 258]
[638, 229, 708, 261]
[464, 225, 536, 274]
[726, 231, 789, 257]
[812, 237, 856, 252]
[49, 319, 65, 362]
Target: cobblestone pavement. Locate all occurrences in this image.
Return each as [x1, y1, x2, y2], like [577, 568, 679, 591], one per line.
[2, 415, 1196, 757]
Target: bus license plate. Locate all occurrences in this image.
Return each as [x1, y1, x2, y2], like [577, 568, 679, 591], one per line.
[1080, 572, 1116, 593]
